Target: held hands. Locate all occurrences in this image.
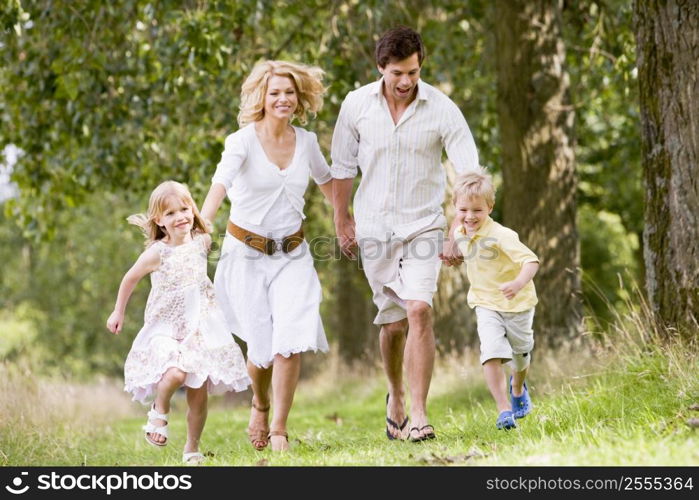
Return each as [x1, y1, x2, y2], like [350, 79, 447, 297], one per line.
[334, 212, 358, 260]
[106, 311, 124, 334]
[499, 280, 524, 300]
[439, 238, 464, 267]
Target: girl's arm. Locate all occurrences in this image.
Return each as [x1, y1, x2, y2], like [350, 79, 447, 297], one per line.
[201, 183, 227, 228]
[106, 246, 161, 334]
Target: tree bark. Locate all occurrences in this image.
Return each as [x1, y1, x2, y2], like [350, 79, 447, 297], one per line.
[635, 0, 699, 335]
[494, 0, 583, 343]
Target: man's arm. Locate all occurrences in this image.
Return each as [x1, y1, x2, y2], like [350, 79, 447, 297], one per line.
[332, 178, 357, 259]
[440, 217, 464, 267]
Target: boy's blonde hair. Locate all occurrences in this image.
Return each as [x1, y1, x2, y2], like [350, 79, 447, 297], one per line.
[238, 60, 325, 126]
[452, 171, 495, 208]
[127, 181, 210, 246]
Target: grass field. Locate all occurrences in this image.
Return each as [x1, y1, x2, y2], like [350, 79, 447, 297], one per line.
[1, 324, 697, 467]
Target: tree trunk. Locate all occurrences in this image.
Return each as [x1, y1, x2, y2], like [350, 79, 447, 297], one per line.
[494, 0, 583, 343]
[635, 0, 699, 335]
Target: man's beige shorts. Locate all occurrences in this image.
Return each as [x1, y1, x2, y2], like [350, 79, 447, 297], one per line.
[475, 306, 535, 371]
[358, 229, 443, 325]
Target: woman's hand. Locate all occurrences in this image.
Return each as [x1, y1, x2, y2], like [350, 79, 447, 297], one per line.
[334, 212, 357, 259]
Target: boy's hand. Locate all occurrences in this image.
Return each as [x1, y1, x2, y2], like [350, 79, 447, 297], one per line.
[440, 238, 463, 267]
[499, 280, 524, 300]
[106, 311, 124, 334]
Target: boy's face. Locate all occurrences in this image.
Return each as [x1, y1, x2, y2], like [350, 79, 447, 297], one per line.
[455, 194, 493, 235]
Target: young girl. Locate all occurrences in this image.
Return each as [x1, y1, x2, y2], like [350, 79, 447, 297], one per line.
[106, 180, 251, 464]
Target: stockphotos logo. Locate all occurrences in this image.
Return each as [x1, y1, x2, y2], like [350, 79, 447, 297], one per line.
[4, 471, 193, 495]
[5, 472, 29, 495]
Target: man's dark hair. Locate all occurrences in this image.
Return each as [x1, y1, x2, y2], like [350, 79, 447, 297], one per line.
[375, 26, 425, 68]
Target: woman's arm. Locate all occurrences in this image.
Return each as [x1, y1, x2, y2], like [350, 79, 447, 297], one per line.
[201, 183, 227, 226]
[106, 246, 160, 334]
[317, 178, 334, 208]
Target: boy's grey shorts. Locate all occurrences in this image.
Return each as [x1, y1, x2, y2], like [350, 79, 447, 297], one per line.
[475, 306, 535, 371]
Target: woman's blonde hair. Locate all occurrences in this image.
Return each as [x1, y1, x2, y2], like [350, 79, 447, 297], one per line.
[237, 60, 325, 126]
[127, 180, 210, 246]
[452, 171, 495, 208]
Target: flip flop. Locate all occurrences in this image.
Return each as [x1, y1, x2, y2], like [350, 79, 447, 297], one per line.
[385, 393, 408, 440]
[408, 424, 436, 442]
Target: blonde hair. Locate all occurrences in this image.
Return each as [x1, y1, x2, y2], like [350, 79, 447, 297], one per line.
[127, 180, 210, 246]
[453, 171, 495, 208]
[237, 60, 325, 126]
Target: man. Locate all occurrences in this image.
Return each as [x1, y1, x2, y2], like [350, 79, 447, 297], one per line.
[331, 26, 480, 441]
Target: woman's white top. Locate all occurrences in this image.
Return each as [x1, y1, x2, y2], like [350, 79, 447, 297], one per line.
[212, 123, 332, 239]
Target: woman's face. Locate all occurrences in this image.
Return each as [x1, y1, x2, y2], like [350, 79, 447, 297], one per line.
[263, 75, 298, 121]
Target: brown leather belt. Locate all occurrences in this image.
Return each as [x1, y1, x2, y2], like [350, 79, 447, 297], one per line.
[227, 220, 304, 255]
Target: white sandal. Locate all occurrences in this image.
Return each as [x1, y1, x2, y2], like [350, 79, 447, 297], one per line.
[182, 452, 205, 465]
[143, 404, 169, 447]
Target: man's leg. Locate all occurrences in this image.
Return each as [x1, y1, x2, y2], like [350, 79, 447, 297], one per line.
[405, 300, 435, 440]
[381, 318, 408, 439]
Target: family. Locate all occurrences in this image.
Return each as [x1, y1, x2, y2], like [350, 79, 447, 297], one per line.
[106, 26, 539, 464]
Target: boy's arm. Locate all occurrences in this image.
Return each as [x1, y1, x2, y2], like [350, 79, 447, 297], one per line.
[106, 246, 160, 334]
[499, 261, 539, 300]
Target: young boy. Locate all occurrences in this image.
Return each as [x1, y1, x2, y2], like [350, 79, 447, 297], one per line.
[448, 171, 539, 430]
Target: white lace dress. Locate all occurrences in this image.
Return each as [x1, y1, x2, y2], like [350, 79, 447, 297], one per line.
[124, 234, 251, 403]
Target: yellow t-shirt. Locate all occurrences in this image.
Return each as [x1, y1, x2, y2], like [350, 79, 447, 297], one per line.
[455, 216, 539, 312]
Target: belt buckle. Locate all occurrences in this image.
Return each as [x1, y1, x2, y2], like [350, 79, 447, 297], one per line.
[265, 238, 281, 255]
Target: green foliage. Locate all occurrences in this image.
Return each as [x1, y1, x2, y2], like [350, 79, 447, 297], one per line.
[1, 1, 648, 366]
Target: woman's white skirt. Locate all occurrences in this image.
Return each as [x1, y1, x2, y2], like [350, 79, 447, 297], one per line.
[214, 233, 329, 368]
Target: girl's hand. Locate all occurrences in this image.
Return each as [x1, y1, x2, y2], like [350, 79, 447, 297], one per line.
[107, 311, 124, 334]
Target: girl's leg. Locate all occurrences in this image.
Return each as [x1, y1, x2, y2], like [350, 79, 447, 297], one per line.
[184, 385, 208, 454]
[482, 359, 510, 414]
[247, 359, 273, 449]
[269, 353, 301, 451]
[149, 367, 187, 444]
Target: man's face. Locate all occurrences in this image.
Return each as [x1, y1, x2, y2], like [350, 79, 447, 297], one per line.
[378, 52, 421, 103]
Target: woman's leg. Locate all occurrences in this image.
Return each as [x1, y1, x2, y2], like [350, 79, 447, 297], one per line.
[149, 367, 187, 444]
[184, 385, 208, 454]
[269, 352, 301, 451]
[247, 359, 273, 450]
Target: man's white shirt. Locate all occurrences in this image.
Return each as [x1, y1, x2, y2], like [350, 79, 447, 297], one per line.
[331, 78, 480, 241]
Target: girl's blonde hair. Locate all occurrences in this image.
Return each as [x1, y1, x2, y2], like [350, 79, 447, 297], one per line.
[453, 171, 495, 208]
[238, 60, 325, 126]
[127, 180, 210, 246]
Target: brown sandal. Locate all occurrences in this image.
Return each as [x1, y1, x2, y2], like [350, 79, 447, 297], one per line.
[268, 430, 289, 452]
[247, 402, 270, 451]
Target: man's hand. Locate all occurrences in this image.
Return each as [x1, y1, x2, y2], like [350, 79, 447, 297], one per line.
[499, 280, 524, 300]
[440, 238, 464, 267]
[334, 212, 358, 259]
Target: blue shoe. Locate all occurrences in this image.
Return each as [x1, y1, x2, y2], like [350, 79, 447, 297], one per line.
[496, 410, 517, 430]
[510, 376, 532, 419]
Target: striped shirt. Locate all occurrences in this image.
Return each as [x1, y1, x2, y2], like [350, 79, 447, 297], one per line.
[331, 78, 479, 241]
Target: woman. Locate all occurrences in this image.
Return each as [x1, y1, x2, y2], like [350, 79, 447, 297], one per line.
[201, 60, 333, 452]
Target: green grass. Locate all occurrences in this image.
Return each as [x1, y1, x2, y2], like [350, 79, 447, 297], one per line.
[1, 332, 697, 466]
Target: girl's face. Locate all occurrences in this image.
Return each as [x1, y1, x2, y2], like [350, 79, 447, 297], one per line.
[455, 193, 493, 235]
[156, 195, 193, 239]
[263, 75, 298, 121]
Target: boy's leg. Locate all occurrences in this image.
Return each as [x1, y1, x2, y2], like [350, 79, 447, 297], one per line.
[504, 309, 535, 417]
[184, 385, 208, 454]
[511, 367, 529, 397]
[482, 359, 510, 413]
